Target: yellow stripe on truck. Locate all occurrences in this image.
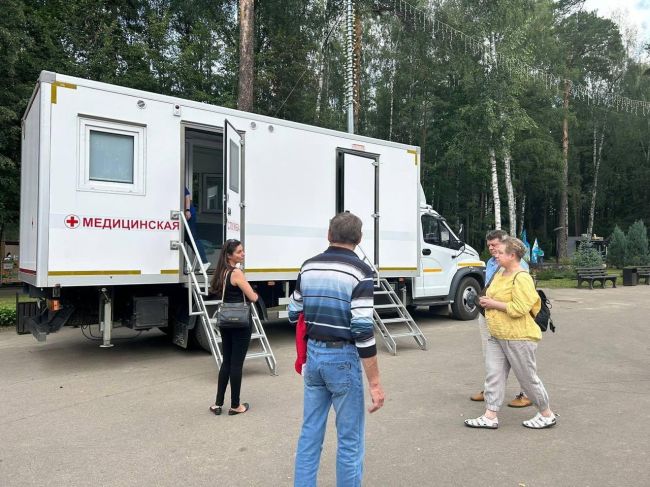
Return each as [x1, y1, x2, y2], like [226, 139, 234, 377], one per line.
[245, 268, 301, 273]
[423, 268, 443, 273]
[457, 262, 485, 268]
[407, 149, 419, 166]
[50, 81, 77, 104]
[48, 270, 141, 276]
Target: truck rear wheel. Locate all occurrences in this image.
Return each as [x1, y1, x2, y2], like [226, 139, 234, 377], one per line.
[191, 319, 212, 353]
[450, 276, 480, 321]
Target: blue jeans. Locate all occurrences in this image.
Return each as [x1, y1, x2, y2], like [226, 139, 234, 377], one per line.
[185, 216, 208, 264]
[294, 340, 365, 487]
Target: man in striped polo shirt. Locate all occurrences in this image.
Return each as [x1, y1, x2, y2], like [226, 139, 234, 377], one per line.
[290, 212, 385, 487]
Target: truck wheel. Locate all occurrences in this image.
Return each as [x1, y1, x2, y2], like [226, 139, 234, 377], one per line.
[191, 319, 212, 353]
[450, 277, 480, 321]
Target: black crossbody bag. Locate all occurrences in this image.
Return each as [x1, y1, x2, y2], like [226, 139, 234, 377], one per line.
[216, 270, 250, 329]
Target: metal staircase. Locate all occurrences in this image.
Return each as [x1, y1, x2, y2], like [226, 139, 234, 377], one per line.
[171, 211, 277, 375]
[357, 246, 428, 355]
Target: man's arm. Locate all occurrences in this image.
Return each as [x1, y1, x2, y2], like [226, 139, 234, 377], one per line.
[351, 271, 384, 413]
[287, 270, 303, 324]
[361, 355, 384, 413]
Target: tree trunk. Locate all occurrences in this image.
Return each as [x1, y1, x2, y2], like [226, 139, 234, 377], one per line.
[314, 0, 329, 121]
[489, 147, 501, 230]
[237, 0, 254, 112]
[586, 117, 606, 238]
[503, 145, 516, 236]
[558, 80, 571, 259]
[518, 192, 526, 238]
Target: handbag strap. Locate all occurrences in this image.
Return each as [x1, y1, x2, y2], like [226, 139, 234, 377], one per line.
[221, 269, 247, 304]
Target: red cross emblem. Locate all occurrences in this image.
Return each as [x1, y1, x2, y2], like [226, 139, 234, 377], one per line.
[64, 214, 80, 229]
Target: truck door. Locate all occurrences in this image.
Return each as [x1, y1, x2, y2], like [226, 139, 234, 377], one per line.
[336, 149, 379, 265]
[224, 120, 243, 243]
[414, 214, 455, 298]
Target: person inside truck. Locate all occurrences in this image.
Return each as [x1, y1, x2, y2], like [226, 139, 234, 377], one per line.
[208, 239, 257, 416]
[184, 186, 210, 272]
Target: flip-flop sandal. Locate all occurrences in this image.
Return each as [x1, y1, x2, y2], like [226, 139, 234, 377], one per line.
[464, 415, 498, 429]
[523, 412, 556, 429]
[228, 402, 250, 415]
[209, 405, 222, 416]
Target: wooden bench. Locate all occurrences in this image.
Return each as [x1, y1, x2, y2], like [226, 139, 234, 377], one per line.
[637, 266, 650, 285]
[576, 267, 617, 289]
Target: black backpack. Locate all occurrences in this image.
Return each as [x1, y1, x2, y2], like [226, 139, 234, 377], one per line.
[514, 273, 555, 333]
[534, 289, 555, 333]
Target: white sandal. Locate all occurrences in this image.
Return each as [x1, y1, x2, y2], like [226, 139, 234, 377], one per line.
[464, 415, 498, 429]
[523, 412, 556, 429]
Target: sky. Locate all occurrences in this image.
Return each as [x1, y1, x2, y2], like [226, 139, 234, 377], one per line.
[583, 0, 650, 58]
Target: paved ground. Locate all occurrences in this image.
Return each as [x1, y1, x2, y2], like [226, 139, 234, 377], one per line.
[1, 285, 649, 487]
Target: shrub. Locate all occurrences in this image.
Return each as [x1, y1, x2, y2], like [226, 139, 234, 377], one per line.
[572, 237, 604, 268]
[0, 305, 16, 327]
[535, 269, 555, 280]
[625, 220, 649, 266]
[607, 226, 627, 268]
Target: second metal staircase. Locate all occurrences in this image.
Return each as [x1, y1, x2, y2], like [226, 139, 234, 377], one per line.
[357, 246, 428, 355]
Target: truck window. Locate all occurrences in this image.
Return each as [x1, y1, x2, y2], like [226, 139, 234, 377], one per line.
[229, 140, 239, 193]
[422, 214, 446, 247]
[78, 117, 145, 195]
[89, 131, 134, 183]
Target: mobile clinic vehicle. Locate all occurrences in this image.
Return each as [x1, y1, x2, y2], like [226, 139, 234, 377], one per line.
[18, 72, 484, 361]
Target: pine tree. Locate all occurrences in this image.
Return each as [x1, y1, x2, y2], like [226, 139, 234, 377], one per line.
[625, 220, 649, 266]
[606, 225, 626, 268]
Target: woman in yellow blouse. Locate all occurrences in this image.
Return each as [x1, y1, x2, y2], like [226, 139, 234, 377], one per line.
[465, 237, 557, 429]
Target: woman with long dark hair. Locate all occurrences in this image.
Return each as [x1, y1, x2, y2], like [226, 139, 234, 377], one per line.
[209, 239, 258, 416]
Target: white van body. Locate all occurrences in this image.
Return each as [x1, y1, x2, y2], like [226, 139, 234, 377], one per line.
[19, 72, 484, 344]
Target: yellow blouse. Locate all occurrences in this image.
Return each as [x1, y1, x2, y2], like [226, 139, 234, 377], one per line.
[485, 269, 542, 341]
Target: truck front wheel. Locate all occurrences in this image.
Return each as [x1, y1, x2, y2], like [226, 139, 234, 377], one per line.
[450, 277, 480, 321]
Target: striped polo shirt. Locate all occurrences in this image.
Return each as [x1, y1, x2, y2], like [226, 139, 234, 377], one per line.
[288, 246, 376, 358]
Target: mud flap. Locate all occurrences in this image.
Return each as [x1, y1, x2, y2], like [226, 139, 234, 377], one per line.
[28, 306, 75, 342]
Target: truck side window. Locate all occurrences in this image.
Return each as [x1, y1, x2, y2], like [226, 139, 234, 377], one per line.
[422, 214, 453, 248]
[422, 215, 440, 246]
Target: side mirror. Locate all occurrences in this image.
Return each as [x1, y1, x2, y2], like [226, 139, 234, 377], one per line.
[457, 224, 464, 241]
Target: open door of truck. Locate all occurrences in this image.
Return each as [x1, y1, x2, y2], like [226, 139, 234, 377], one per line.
[224, 120, 243, 243]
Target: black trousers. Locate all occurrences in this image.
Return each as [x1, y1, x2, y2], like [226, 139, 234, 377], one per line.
[215, 324, 252, 408]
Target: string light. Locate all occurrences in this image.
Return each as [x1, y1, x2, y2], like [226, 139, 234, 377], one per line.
[381, 0, 650, 116]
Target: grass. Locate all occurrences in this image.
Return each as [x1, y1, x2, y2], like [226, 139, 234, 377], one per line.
[534, 268, 623, 289]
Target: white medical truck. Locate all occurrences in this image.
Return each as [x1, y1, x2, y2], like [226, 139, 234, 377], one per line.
[18, 72, 484, 356]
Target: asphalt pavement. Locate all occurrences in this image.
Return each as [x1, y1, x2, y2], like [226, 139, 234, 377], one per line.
[1, 285, 649, 486]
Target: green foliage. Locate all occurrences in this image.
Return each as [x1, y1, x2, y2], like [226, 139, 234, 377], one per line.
[625, 220, 649, 266]
[0, 0, 646, 257]
[607, 225, 627, 268]
[0, 305, 16, 327]
[572, 237, 604, 268]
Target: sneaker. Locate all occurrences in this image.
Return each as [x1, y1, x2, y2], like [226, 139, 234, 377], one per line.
[470, 390, 485, 402]
[522, 412, 556, 429]
[201, 262, 211, 273]
[464, 415, 498, 429]
[508, 392, 533, 408]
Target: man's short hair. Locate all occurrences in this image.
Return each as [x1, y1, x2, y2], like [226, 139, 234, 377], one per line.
[329, 212, 362, 245]
[486, 229, 508, 242]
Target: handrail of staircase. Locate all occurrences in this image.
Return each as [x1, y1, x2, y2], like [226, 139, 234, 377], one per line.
[171, 210, 209, 295]
[176, 240, 209, 297]
[356, 244, 380, 287]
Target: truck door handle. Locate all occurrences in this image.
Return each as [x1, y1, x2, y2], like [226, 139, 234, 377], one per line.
[422, 249, 431, 256]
